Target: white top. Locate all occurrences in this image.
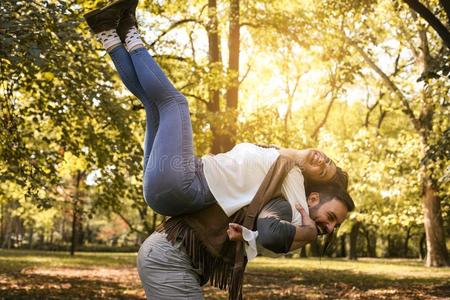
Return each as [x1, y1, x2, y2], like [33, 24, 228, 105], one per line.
[202, 143, 309, 226]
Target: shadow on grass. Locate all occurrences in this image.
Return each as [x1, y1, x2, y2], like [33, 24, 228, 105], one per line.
[238, 266, 450, 299]
[0, 249, 136, 274]
[0, 272, 143, 300]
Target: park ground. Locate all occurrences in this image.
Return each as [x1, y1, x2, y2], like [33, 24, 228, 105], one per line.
[0, 250, 449, 299]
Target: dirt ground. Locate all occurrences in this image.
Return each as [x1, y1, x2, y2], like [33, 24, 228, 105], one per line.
[1, 264, 449, 300]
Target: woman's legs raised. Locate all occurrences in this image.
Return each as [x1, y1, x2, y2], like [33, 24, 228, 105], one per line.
[87, 6, 215, 215]
[108, 44, 159, 171]
[128, 45, 206, 216]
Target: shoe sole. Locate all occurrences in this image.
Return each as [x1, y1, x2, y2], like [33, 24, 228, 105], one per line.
[83, 0, 130, 19]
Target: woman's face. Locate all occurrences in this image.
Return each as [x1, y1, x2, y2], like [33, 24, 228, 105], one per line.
[302, 149, 337, 182]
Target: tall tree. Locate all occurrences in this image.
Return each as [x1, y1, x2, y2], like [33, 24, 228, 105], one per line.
[207, 0, 224, 154]
[223, 0, 241, 151]
[344, 1, 449, 266]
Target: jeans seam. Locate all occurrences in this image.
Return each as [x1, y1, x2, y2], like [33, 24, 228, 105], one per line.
[138, 53, 168, 95]
[113, 52, 150, 103]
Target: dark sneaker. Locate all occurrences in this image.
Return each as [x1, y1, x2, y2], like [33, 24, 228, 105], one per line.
[117, 0, 139, 42]
[84, 0, 136, 34]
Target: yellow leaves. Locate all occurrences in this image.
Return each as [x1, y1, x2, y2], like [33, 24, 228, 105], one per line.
[43, 72, 55, 81]
[0, 181, 27, 201]
[36, 71, 55, 81]
[58, 151, 88, 178]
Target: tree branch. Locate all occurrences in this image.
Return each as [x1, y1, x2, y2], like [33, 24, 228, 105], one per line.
[183, 93, 209, 105]
[311, 94, 336, 140]
[377, 105, 387, 130]
[239, 22, 258, 28]
[346, 38, 421, 131]
[403, 0, 450, 48]
[114, 210, 146, 235]
[150, 19, 202, 48]
[239, 63, 252, 84]
[365, 98, 380, 128]
[152, 54, 189, 62]
[311, 64, 344, 140]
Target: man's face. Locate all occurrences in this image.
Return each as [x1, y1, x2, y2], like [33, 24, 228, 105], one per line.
[308, 194, 349, 235]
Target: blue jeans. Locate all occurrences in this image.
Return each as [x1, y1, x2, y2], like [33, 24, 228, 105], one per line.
[108, 45, 215, 216]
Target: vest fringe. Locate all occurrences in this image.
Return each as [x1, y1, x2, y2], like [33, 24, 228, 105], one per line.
[158, 218, 243, 299]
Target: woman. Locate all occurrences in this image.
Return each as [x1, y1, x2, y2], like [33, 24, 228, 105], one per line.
[84, 0, 347, 225]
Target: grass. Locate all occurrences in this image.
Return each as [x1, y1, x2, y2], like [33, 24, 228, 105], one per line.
[0, 249, 449, 299]
[0, 249, 135, 272]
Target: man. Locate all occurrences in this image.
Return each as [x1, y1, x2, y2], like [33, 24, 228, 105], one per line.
[137, 185, 355, 300]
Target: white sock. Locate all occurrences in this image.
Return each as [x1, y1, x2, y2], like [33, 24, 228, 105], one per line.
[96, 29, 121, 52]
[125, 26, 145, 52]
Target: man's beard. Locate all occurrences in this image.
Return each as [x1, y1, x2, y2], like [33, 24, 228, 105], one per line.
[308, 204, 327, 235]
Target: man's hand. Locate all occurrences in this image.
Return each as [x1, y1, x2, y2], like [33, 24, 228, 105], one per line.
[227, 223, 244, 241]
[295, 204, 316, 228]
[294, 203, 318, 247]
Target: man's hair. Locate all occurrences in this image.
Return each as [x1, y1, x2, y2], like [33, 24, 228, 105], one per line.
[307, 183, 355, 212]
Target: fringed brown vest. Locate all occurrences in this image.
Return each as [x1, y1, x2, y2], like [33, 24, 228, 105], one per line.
[157, 154, 296, 300]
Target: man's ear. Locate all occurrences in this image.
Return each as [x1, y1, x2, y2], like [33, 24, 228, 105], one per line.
[307, 192, 320, 208]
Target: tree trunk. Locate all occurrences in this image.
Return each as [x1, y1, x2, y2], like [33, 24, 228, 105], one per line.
[70, 171, 83, 256]
[0, 203, 3, 242]
[339, 234, 347, 257]
[387, 235, 392, 257]
[300, 246, 307, 257]
[404, 226, 412, 257]
[39, 232, 44, 245]
[207, 0, 224, 154]
[309, 239, 321, 257]
[419, 232, 426, 260]
[351, 7, 448, 266]
[364, 228, 371, 257]
[77, 217, 84, 246]
[1, 201, 18, 249]
[422, 176, 449, 266]
[2, 222, 12, 249]
[223, 0, 240, 151]
[16, 218, 24, 247]
[70, 199, 78, 255]
[349, 222, 360, 260]
[364, 228, 376, 257]
[370, 234, 377, 257]
[28, 227, 34, 249]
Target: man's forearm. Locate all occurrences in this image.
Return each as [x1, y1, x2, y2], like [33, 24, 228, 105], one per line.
[289, 225, 317, 251]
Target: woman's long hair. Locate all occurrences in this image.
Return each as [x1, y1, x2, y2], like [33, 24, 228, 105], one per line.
[304, 166, 349, 196]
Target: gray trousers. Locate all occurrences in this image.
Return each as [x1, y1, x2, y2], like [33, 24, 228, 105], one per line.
[137, 231, 205, 300]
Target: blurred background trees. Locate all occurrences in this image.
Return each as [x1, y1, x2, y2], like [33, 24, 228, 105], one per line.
[1, 0, 448, 266]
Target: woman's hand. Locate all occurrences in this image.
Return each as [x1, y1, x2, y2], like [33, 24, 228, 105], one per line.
[227, 223, 244, 241]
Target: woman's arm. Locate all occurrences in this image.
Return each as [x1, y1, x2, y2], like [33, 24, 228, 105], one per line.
[280, 167, 308, 225]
